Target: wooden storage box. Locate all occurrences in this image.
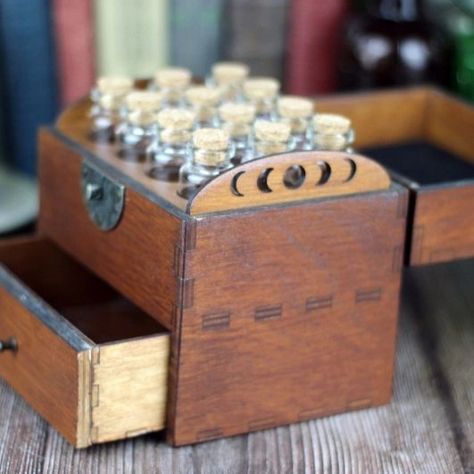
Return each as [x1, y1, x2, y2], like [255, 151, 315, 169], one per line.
[318, 87, 474, 266]
[1, 86, 472, 448]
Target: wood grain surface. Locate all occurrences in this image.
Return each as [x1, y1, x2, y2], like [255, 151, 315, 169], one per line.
[169, 186, 407, 445]
[1, 257, 473, 472]
[39, 130, 183, 329]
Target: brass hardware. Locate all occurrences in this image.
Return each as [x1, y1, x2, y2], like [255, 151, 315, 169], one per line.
[0, 337, 17, 353]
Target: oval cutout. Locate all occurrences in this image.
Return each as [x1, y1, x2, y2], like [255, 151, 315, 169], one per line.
[283, 165, 306, 189]
[257, 168, 274, 193]
[316, 161, 331, 185]
[230, 171, 245, 196]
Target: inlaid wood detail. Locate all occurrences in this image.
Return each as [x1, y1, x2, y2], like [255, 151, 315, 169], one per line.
[254, 304, 282, 321]
[347, 398, 372, 410]
[202, 312, 231, 331]
[196, 428, 224, 442]
[249, 417, 277, 431]
[305, 295, 333, 311]
[392, 246, 404, 273]
[355, 288, 382, 303]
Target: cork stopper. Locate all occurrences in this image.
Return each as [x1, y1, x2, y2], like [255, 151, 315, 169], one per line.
[243, 78, 280, 100]
[212, 62, 249, 84]
[313, 113, 352, 134]
[193, 129, 230, 167]
[157, 108, 195, 130]
[278, 96, 313, 119]
[255, 120, 291, 142]
[193, 128, 229, 150]
[219, 103, 256, 123]
[126, 91, 161, 112]
[97, 76, 133, 95]
[186, 86, 221, 106]
[155, 67, 192, 89]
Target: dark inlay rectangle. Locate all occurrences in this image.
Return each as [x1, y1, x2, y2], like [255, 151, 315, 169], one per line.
[196, 428, 223, 441]
[255, 304, 282, 321]
[202, 312, 231, 331]
[248, 417, 276, 431]
[347, 398, 372, 410]
[305, 295, 333, 312]
[355, 288, 382, 303]
[363, 140, 474, 186]
[182, 278, 195, 308]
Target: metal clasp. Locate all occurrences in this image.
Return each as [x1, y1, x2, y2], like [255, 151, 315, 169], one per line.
[81, 161, 125, 231]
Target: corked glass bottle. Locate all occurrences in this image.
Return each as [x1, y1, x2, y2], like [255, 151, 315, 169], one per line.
[147, 108, 195, 181]
[218, 103, 256, 165]
[312, 113, 355, 152]
[178, 128, 232, 199]
[253, 120, 291, 157]
[185, 86, 222, 128]
[208, 62, 249, 101]
[116, 91, 161, 161]
[154, 67, 192, 107]
[89, 76, 132, 142]
[277, 96, 314, 151]
[243, 78, 280, 120]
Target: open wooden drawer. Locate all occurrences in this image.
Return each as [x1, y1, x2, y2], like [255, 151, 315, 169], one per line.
[0, 236, 169, 448]
[318, 87, 474, 266]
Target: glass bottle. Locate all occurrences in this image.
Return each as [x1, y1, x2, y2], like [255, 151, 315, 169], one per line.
[178, 128, 232, 199]
[277, 96, 314, 150]
[154, 67, 192, 107]
[312, 113, 355, 152]
[147, 108, 196, 181]
[185, 86, 222, 128]
[116, 91, 161, 161]
[208, 62, 249, 101]
[339, 0, 452, 90]
[89, 76, 132, 142]
[243, 77, 280, 120]
[253, 120, 291, 157]
[219, 102, 256, 165]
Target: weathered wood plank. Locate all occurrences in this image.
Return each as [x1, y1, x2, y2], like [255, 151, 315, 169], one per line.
[405, 258, 474, 473]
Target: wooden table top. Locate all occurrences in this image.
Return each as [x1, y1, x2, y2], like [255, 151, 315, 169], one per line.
[1, 258, 473, 473]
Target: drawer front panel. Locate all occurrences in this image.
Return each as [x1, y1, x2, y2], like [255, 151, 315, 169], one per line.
[0, 271, 88, 446]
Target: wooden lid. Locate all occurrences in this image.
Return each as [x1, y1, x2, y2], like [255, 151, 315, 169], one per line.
[243, 78, 280, 99]
[219, 103, 256, 123]
[97, 76, 133, 95]
[157, 108, 195, 129]
[125, 91, 162, 111]
[155, 67, 191, 88]
[193, 128, 229, 151]
[255, 120, 291, 142]
[278, 96, 313, 118]
[212, 62, 249, 84]
[185, 86, 221, 106]
[313, 113, 352, 134]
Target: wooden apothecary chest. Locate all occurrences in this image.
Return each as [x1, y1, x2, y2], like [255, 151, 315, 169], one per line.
[0, 87, 472, 448]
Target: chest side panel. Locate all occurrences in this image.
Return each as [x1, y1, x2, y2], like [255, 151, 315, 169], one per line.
[38, 129, 183, 329]
[169, 188, 407, 445]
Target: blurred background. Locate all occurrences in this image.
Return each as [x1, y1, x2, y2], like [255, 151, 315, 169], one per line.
[0, 0, 473, 234]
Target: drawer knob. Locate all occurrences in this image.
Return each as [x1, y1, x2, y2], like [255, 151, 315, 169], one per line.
[0, 337, 17, 352]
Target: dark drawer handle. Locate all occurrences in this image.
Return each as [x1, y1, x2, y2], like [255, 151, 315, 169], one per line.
[0, 337, 17, 352]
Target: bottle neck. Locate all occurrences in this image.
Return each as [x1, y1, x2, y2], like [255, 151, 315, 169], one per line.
[367, 0, 423, 21]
